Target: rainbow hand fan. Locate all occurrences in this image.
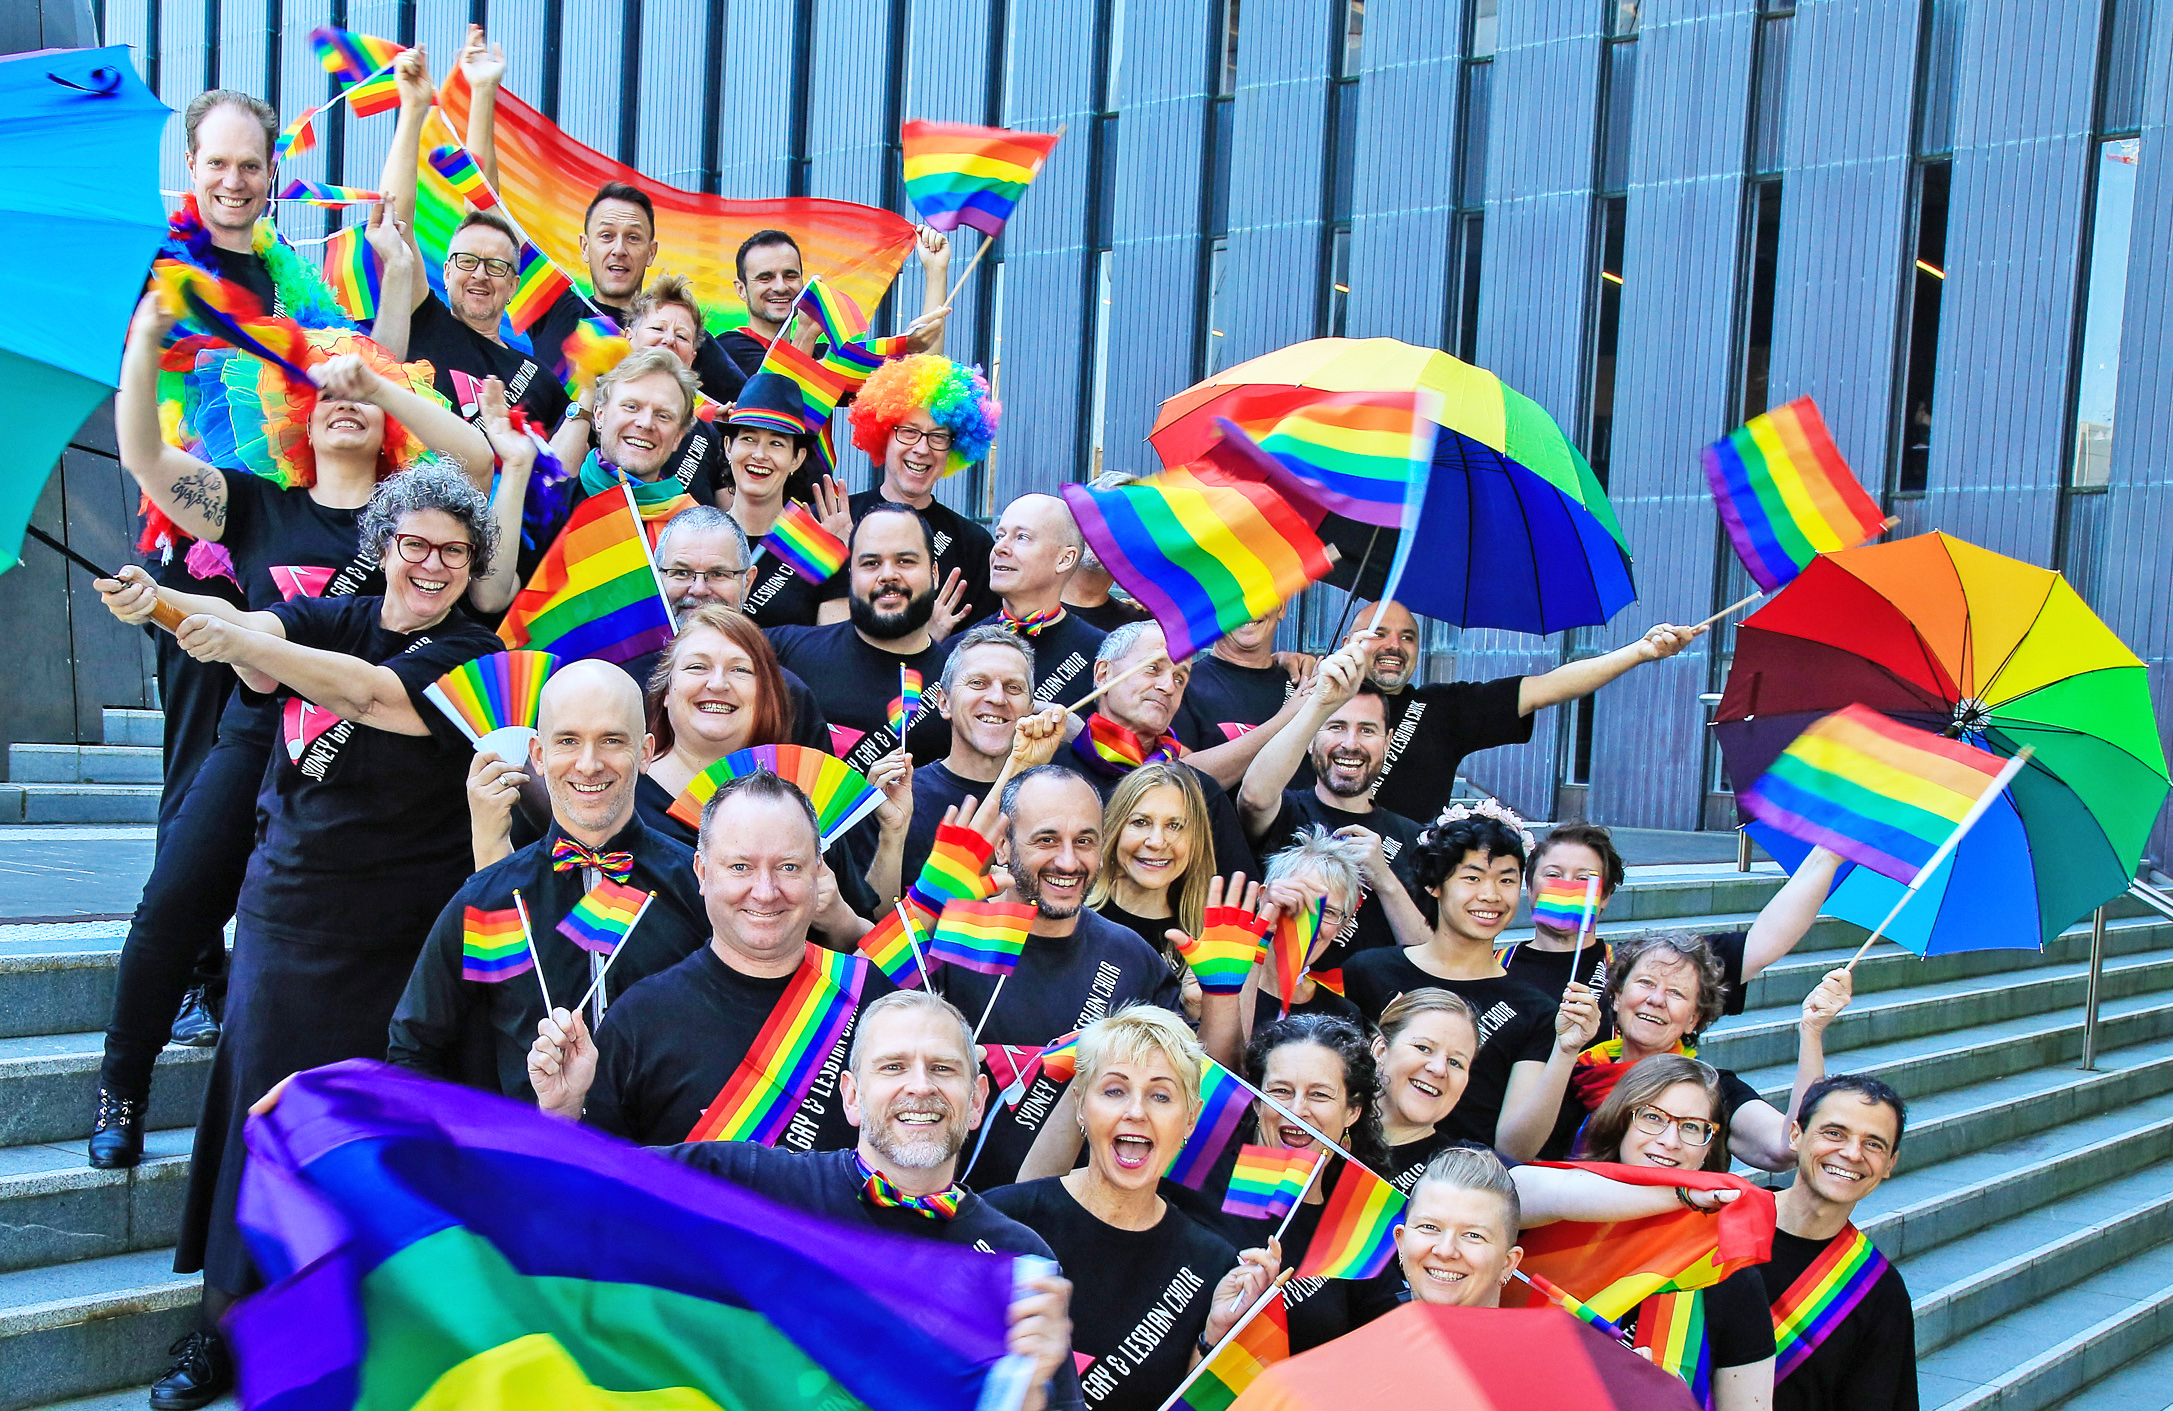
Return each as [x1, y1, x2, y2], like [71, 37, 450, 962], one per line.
[424, 651, 562, 763]
[666, 743, 883, 848]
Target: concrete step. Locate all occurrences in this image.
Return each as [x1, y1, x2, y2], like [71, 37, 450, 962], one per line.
[1920, 1248, 2173, 1411]
[97, 711, 162, 750]
[0, 1130, 195, 1275]
[6, 747, 162, 786]
[0, 787, 162, 826]
[30, 1390, 236, 1411]
[0, 1033, 212, 1150]
[0, 1248, 198, 1411]
[2048, 1331, 2173, 1407]
[1742, 913, 2173, 1013]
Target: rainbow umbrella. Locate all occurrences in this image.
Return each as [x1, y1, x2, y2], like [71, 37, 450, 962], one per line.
[1150, 337, 1635, 634]
[1715, 532, 2168, 954]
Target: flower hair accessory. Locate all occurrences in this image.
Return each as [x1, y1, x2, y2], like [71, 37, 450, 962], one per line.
[1420, 797, 1536, 858]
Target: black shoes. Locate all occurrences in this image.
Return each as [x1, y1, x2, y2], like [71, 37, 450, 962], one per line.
[170, 988, 220, 1047]
[87, 1087, 145, 1170]
[149, 1330, 232, 1410]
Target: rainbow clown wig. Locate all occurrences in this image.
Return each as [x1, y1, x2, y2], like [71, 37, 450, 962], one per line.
[847, 353, 999, 476]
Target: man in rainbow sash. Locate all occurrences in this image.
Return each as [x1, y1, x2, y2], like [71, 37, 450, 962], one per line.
[1759, 1074, 1917, 1410]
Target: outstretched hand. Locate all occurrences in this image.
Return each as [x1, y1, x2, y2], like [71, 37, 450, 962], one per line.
[1634, 622, 1704, 662]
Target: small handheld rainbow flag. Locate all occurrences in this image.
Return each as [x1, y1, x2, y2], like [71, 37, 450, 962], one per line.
[1703, 397, 1889, 592]
[762, 340, 853, 428]
[791, 277, 869, 348]
[901, 120, 1063, 238]
[764, 501, 848, 582]
[556, 878, 651, 956]
[1034, 1031, 1082, 1085]
[889, 666, 923, 740]
[1171, 1281, 1289, 1411]
[929, 899, 1035, 976]
[277, 179, 383, 208]
[908, 821, 999, 915]
[1255, 390, 1442, 529]
[858, 904, 932, 989]
[1737, 704, 2012, 886]
[687, 945, 867, 1144]
[666, 743, 884, 847]
[1223, 1145, 1318, 1220]
[1309, 968, 1345, 998]
[1174, 904, 1270, 995]
[1269, 899, 1323, 1016]
[1165, 1058, 1255, 1189]
[555, 317, 631, 399]
[321, 225, 381, 323]
[1531, 876, 1602, 936]
[426, 143, 497, 209]
[309, 25, 405, 116]
[1516, 1269, 1634, 1344]
[460, 905, 532, 983]
[507, 242, 575, 331]
[497, 485, 675, 666]
[1295, 1160, 1405, 1280]
[274, 106, 320, 160]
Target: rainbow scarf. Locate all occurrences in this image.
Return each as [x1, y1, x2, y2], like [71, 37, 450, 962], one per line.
[1571, 1035, 1697, 1113]
[1000, 605, 1065, 637]
[578, 453, 698, 540]
[1071, 713, 1187, 777]
[1771, 1226, 1889, 1382]
[1637, 1290, 1712, 1407]
[686, 945, 868, 1144]
[856, 1154, 964, 1221]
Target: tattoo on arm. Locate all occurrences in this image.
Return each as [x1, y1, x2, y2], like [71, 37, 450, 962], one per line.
[168, 468, 226, 530]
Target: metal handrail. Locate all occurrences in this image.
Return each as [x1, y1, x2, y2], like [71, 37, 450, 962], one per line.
[2080, 882, 2173, 1070]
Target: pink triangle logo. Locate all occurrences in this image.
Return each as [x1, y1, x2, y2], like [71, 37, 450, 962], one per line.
[270, 565, 335, 602]
[828, 724, 867, 756]
[448, 368, 485, 419]
[284, 698, 343, 763]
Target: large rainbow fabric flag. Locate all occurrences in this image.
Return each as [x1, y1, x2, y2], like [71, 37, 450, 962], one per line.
[1172, 1286, 1288, 1411]
[1165, 1059, 1254, 1189]
[686, 945, 867, 1144]
[230, 1061, 1026, 1411]
[1509, 1162, 1776, 1323]
[496, 485, 674, 665]
[929, 899, 1034, 976]
[1060, 454, 1336, 663]
[1294, 1161, 1404, 1280]
[900, 121, 1063, 237]
[1254, 390, 1441, 529]
[1737, 704, 2009, 885]
[435, 71, 915, 337]
[1703, 397, 1888, 592]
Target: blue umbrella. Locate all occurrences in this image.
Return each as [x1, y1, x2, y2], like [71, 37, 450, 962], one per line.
[0, 46, 171, 572]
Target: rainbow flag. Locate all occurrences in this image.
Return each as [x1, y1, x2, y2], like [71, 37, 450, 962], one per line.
[1174, 903, 1269, 994]
[1519, 1269, 1633, 1343]
[507, 241, 575, 331]
[1309, 968, 1344, 998]
[310, 25, 404, 116]
[1636, 1290, 1711, 1403]
[1295, 1160, 1405, 1280]
[1531, 876, 1601, 935]
[765, 501, 848, 582]
[792, 277, 869, 347]
[1032, 1031, 1082, 1086]
[665, 744, 883, 847]
[858, 906, 932, 990]
[278, 179, 382, 208]
[1512, 1161, 1775, 1322]
[555, 877, 649, 956]
[1771, 1225, 1889, 1383]
[230, 1062, 1023, 1411]
[687, 945, 867, 1144]
[1060, 453, 1336, 663]
[497, 484, 674, 665]
[322, 225, 380, 322]
[1269, 900, 1322, 1016]
[929, 899, 1034, 976]
[901, 120, 1063, 238]
[427, 143, 497, 209]
[1703, 397, 1888, 592]
[423, 650, 559, 743]
[274, 106, 319, 160]
[908, 822, 999, 916]
[1255, 390, 1442, 529]
[1172, 1286, 1288, 1411]
[1737, 704, 2009, 885]
[889, 666, 922, 740]
[460, 906, 532, 983]
[763, 339, 853, 428]
[1223, 1145, 1317, 1220]
[1165, 1058, 1254, 1189]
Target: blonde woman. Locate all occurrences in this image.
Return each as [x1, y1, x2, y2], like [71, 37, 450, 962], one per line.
[1089, 763, 1216, 1012]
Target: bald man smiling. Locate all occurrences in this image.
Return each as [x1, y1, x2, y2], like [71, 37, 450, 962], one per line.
[388, 661, 712, 1101]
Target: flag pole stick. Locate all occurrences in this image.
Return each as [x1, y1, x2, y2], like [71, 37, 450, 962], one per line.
[1272, 1153, 1330, 1244]
[1327, 528, 1384, 644]
[973, 972, 1011, 1041]
[1690, 589, 1766, 634]
[512, 889, 554, 1016]
[893, 899, 933, 989]
[620, 480, 677, 622]
[569, 891, 655, 1016]
[1844, 747, 2034, 971]
[941, 234, 1000, 308]
[1568, 874, 1600, 998]
[1068, 650, 1171, 715]
[1153, 1271, 1295, 1411]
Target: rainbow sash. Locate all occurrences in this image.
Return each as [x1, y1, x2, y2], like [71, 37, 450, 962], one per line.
[685, 945, 867, 1144]
[1637, 1290, 1712, 1408]
[1771, 1225, 1889, 1382]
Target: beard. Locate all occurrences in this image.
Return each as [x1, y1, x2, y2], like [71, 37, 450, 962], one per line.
[850, 583, 937, 640]
[1310, 743, 1381, 798]
[863, 1102, 967, 1169]
[1014, 863, 1085, 921]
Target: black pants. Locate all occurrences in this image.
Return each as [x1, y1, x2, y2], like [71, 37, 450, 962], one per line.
[152, 634, 240, 1007]
[98, 734, 267, 1102]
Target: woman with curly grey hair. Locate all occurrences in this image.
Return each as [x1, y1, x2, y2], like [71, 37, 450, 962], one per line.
[150, 463, 505, 1340]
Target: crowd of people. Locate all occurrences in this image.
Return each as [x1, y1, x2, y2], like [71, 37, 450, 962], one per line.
[83, 36, 1918, 1411]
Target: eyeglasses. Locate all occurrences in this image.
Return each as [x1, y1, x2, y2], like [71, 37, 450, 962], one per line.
[1630, 1105, 1717, 1147]
[661, 565, 749, 587]
[447, 251, 517, 278]
[392, 534, 475, 569]
[891, 425, 955, 451]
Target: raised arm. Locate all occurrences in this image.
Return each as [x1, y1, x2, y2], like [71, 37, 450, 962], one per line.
[458, 25, 506, 191]
[1741, 846, 1844, 982]
[910, 226, 952, 358]
[1185, 674, 1315, 790]
[361, 201, 417, 360]
[1511, 1162, 1742, 1226]
[1494, 984, 1601, 1161]
[380, 46, 435, 313]
[465, 375, 536, 614]
[116, 296, 229, 542]
[312, 354, 493, 491]
[865, 749, 915, 903]
[1517, 622, 1704, 716]
[1236, 646, 1362, 838]
[1728, 967, 1855, 1173]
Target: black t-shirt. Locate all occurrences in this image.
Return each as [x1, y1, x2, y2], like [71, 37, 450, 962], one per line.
[210, 246, 278, 309]
[588, 942, 897, 1148]
[655, 417, 731, 508]
[1093, 901, 1169, 955]
[1368, 677, 1534, 824]
[240, 595, 501, 944]
[406, 293, 571, 430]
[900, 759, 987, 886]
[959, 611, 1106, 711]
[1343, 955, 1558, 1148]
[1504, 940, 1611, 1003]
[984, 1178, 1235, 1411]
[1176, 654, 1295, 750]
[767, 622, 950, 770]
[1384, 1128, 1491, 1196]
[1761, 1228, 1918, 1411]
[1620, 1267, 1777, 1375]
[1067, 596, 1154, 634]
[840, 490, 998, 627]
[1079, 759, 1259, 889]
[1251, 982, 1361, 1032]
[712, 326, 772, 402]
[949, 909, 1186, 1189]
[1255, 790, 1425, 969]
[741, 537, 840, 628]
[533, 289, 746, 408]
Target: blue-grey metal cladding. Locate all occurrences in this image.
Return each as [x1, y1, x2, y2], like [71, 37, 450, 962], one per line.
[1218, 0, 1334, 367]
[804, 1, 890, 205]
[1584, 0, 1758, 832]
[636, 0, 709, 187]
[716, 0, 796, 199]
[1343, 0, 1466, 349]
[555, 2, 626, 158]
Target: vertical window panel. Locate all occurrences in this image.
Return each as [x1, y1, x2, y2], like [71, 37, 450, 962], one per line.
[1741, 181, 1783, 420]
[1897, 161, 1951, 493]
[2070, 139, 2140, 489]
[1588, 196, 1627, 485]
[1751, 13, 1790, 176]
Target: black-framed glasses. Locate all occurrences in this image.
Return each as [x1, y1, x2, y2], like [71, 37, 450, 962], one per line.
[393, 534, 475, 569]
[892, 425, 955, 451]
[660, 565, 749, 587]
[447, 251, 516, 278]
[1630, 1105, 1717, 1147]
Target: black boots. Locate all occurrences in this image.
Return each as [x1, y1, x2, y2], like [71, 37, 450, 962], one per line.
[149, 1330, 233, 1409]
[87, 1087, 145, 1169]
[170, 987, 220, 1047]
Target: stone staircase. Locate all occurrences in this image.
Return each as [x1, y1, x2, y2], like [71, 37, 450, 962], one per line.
[0, 709, 164, 825]
[0, 788, 2169, 1407]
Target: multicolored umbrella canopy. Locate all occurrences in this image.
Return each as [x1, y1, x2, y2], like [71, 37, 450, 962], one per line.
[0, 47, 171, 572]
[1150, 337, 1636, 634]
[1716, 532, 2168, 953]
[1228, 1304, 1698, 1410]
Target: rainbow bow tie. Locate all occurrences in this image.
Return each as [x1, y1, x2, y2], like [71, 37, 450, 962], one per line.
[856, 1155, 964, 1220]
[550, 839, 634, 883]
[1001, 606, 1065, 637]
